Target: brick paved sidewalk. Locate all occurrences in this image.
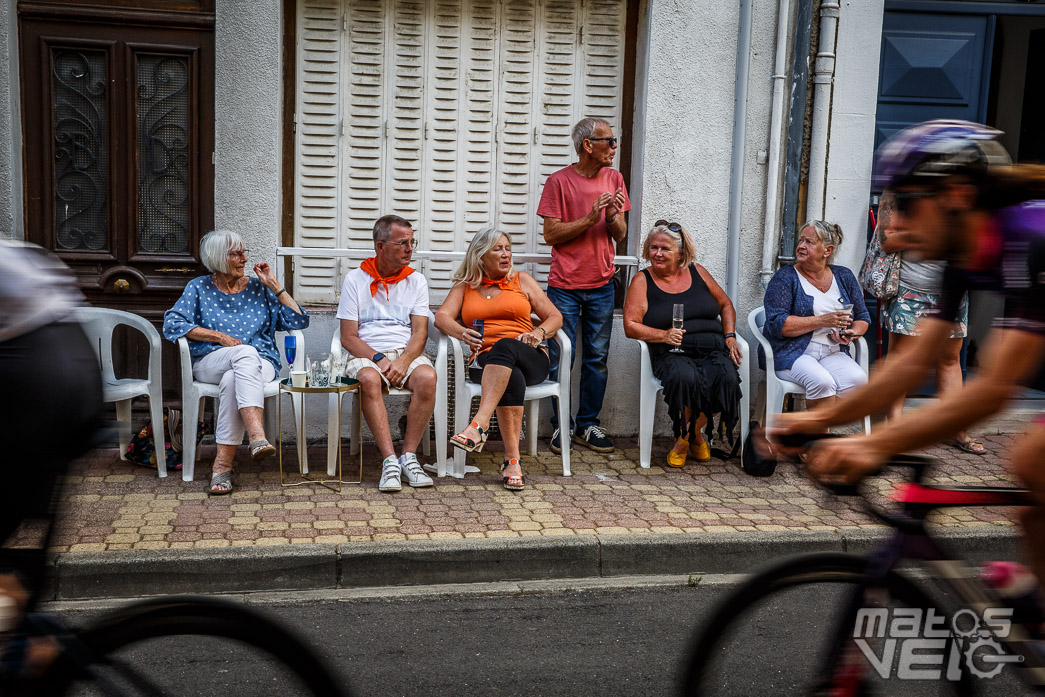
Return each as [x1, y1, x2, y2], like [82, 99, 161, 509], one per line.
[28, 434, 1023, 554]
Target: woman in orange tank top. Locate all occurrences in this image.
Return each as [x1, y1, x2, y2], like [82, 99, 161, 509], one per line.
[435, 228, 563, 490]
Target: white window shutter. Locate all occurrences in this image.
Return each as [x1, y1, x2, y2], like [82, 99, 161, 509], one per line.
[494, 1, 537, 259]
[293, 0, 627, 303]
[421, 1, 464, 297]
[294, 0, 344, 303]
[387, 1, 425, 236]
[342, 1, 388, 253]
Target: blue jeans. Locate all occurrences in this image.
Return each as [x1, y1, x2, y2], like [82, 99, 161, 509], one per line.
[546, 282, 615, 432]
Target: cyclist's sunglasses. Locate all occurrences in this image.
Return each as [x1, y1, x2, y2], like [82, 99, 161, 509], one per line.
[654, 220, 683, 233]
[587, 137, 619, 147]
[892, 189, 936, 215]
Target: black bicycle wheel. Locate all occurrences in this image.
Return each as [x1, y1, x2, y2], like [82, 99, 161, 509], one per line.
[680, 552, 976, 697]
[35, 596, 349, 697]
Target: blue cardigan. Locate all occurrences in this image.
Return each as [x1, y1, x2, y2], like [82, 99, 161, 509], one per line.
[761, 264, 871, 371]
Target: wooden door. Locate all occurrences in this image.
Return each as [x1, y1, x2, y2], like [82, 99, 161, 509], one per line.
[20, 7, 214, 393]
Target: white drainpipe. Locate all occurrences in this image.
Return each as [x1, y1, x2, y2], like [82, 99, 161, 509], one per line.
[806, 0, 840, 220]
[759, 0, 794, 289]
[725, 0, 754, 303]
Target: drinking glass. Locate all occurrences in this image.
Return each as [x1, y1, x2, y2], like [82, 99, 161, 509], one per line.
[330, 350, 347, 385]
[284, 335, 297, 370]
[308, 353, 331, 388]
[670, 304, 685, 353]
[471, 319, 485, 365]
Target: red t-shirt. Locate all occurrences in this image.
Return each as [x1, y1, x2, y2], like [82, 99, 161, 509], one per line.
[537, 164, 631, 289]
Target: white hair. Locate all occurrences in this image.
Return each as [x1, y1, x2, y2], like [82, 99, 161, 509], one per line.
[453, 227, 512, 289]
[572, 118, 611, 154]
[199, 229, 244, 274]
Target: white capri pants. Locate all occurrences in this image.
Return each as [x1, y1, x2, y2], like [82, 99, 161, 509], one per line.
[775, 342, 866, 400]
[192, 345, 276, 445]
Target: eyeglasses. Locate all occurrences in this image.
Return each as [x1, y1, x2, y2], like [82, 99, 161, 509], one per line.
[384, 239, 418, 249]
[587, 137, 619, 147]
[654, 220, 683, 233]
[893, 189, 936, 215]
[227, 249, 248, 259]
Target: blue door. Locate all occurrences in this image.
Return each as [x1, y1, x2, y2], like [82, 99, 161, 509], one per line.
[875, 11, 996, 153]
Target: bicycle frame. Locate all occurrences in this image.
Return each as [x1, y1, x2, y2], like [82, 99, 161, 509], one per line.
[818, 471, 1045, 691]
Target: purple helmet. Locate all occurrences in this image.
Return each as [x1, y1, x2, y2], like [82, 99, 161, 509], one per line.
[873, 120, 1010, 191]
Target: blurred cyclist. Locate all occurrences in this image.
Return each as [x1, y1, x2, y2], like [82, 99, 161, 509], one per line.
[1, 241, 103, 670]
[774, 120, 1045, 593]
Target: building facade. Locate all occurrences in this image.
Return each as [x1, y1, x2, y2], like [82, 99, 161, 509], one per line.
[4, 0, 1041, 438]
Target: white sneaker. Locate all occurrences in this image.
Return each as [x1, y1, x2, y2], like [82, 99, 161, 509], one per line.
[399, 453, 434, 487]
[378, 455, 402, 492]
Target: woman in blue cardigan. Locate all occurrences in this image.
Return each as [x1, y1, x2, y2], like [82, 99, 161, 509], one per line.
[763, 221, 871, 409]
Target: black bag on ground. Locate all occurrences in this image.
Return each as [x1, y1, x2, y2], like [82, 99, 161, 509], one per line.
[740, 421, 777, 477]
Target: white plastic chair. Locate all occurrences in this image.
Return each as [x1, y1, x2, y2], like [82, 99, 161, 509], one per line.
[177, 330, 305, 482]
[448, 326, 572, 478]
[325, 315, 448, 477]
[77, 307, 169, 477]
[748, 306, 871, 434]
[636, 332, 750, 469]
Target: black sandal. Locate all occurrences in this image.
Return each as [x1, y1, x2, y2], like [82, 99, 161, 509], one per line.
[500, 458, 525, 491]
[450, 421, 489, 453]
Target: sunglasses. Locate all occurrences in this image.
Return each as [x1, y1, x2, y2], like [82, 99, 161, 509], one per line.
[588, 137, 619, 147]
[893, 189, 936, 215]
[654, 220, 683, 234]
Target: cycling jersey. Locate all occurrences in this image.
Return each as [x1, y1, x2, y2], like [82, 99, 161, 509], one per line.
[938, 199, 1045, 337]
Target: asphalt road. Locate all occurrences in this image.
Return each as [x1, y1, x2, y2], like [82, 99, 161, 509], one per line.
[47, 579, 1035, 696]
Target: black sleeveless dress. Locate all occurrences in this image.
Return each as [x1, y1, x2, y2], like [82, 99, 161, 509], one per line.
[642, 266, 741, 443]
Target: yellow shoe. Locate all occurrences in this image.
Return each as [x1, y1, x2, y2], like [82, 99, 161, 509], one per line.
[666, 439, 688, 468]
[689, 438, 711, 462]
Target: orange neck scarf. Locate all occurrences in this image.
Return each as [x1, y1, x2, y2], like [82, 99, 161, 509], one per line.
[360, 257, 414, 298]
[480, 274, 512, 290]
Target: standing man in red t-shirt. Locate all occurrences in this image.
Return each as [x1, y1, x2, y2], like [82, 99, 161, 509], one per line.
[537, 118, 631, 454]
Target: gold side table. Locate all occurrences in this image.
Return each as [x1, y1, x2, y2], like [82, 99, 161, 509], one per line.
[278, 377, 361, 492]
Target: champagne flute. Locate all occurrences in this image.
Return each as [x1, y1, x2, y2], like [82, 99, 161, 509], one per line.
[284, 335, 297, 370]
[670, 304, 685, 353]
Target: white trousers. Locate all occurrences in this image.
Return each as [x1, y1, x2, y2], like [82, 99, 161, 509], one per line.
[193, 345, 276, 445]
[776, 342, 866, 400]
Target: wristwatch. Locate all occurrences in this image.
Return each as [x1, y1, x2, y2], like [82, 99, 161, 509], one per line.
[723, 332, 736, 339]
[372, 352, 386, 363]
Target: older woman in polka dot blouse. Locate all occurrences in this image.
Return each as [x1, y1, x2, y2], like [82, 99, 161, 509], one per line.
[164, 230, 309, 495]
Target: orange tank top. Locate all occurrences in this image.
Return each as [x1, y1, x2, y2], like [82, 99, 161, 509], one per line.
[461, 274, 534, 354]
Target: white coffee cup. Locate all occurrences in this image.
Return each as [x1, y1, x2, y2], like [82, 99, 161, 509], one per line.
[291, 370, 307, 388]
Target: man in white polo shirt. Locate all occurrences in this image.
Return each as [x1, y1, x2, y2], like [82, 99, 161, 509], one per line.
[337, 215, 436, 492]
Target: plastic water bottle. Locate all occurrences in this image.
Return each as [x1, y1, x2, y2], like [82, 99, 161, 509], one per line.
[981, 561, 1045, 631]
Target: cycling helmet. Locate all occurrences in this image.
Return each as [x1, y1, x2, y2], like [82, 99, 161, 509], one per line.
[873, 120, 1010, 191]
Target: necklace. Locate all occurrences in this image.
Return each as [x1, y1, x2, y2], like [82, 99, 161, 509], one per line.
[798, 266, 832, 293]
[213, 274, 241, 294]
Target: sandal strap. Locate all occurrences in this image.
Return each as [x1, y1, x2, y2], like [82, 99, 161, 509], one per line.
[210, 471, 232, 489]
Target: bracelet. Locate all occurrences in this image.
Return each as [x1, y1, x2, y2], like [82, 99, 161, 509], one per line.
[538, 326, 547, 337]
[275, 288, 287, 298]
[606, 214, 617, 225]
[724, 332, 735, 339]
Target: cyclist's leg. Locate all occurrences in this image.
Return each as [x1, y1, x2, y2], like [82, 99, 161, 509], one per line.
[1011, 420, 1045, 594]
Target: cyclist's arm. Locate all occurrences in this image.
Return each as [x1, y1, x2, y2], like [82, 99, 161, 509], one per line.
[867, 327, 1045, 454]
[812, 328, 1045, 483]
[777, 317, 953, 431]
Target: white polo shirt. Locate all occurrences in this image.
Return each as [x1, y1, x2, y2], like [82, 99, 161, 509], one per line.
[336, 268, 430, 353]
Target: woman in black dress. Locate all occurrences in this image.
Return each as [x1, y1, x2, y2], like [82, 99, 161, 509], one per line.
[623, 221, 743, 467]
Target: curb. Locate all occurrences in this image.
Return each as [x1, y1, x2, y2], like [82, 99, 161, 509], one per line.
[44, 525, 1021, 601]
